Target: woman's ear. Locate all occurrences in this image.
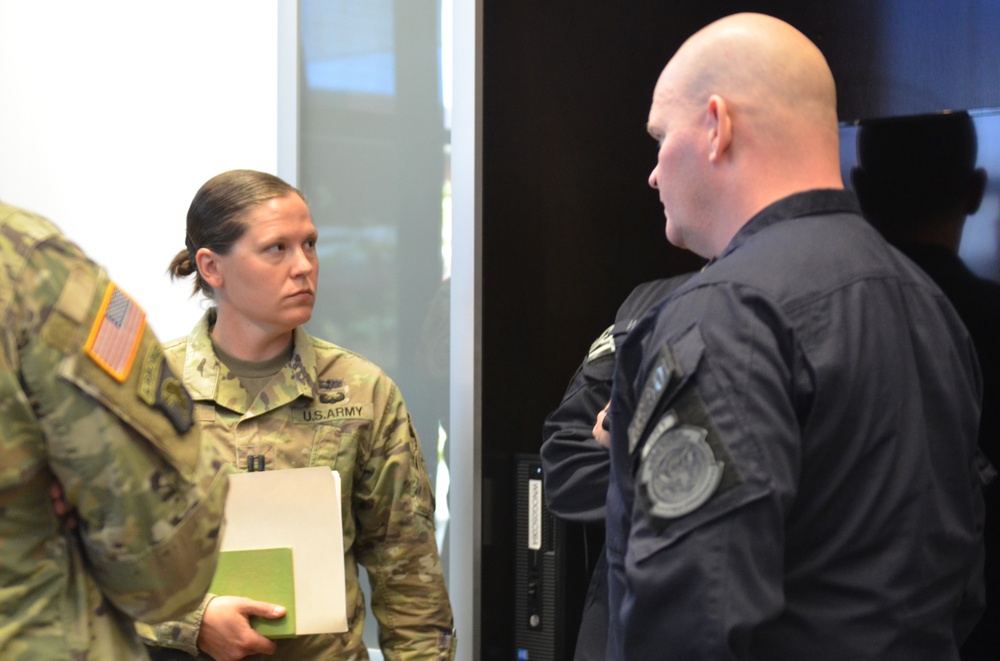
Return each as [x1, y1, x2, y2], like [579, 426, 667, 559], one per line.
[196, 247, 224, 290]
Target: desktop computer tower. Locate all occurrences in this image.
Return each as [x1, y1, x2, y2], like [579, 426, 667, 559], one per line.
[513, 454, 593, 661]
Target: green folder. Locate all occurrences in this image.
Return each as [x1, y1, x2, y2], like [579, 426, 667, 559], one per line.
[209, 547, 296, 638]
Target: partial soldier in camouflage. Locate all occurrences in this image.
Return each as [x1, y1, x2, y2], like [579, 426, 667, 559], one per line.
[141, 170, 455, 661]
[0, 202, 229, 659]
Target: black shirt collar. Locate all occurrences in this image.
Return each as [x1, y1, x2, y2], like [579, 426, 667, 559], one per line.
[719, 189, 861, 261]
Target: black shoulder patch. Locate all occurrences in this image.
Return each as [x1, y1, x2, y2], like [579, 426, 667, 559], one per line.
[137, 340, 194, 434]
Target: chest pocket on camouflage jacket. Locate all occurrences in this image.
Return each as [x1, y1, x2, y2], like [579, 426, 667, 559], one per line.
[290, 401, 374, 471]
[196, 400, 370, 476]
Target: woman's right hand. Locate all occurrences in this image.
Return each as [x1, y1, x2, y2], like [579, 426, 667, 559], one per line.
[197, 596, 286, 660]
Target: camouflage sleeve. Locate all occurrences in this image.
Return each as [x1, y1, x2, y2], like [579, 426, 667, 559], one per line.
[353, 381, 457, 660]
[135, 594, 213, 655]
[139, 466, 243, 654]
[15, 228, 228, 624]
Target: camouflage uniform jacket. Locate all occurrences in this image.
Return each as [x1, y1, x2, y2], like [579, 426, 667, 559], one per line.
[0, 203, 228, 659]
[144, 310, 456, 660]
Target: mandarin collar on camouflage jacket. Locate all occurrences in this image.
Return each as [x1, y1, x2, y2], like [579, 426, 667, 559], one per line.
[180, 310, 317, 416]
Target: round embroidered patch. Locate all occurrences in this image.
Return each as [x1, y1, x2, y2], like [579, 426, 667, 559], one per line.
[639, 420, 723, 519]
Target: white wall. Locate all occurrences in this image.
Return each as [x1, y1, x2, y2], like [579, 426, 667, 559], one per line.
[0, 0, 281, 341]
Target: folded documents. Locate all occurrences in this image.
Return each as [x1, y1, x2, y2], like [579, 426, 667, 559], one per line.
[215, 466, 348, 636]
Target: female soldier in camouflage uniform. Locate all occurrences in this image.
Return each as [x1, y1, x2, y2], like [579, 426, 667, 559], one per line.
[142, 170, 455, 661]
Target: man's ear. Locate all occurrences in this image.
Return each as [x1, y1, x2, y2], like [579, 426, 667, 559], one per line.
[195, 248, 224, 290]
[706, 94, 733, 162]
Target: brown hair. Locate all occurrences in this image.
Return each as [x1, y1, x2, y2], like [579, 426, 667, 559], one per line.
[168, 169, 303, 297]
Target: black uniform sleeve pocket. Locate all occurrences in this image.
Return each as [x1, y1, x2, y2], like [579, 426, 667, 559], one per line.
[629, 476, 773, 566]
[628, 322, 775, 564]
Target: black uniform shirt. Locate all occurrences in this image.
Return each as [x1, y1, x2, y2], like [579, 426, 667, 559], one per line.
[607, 190, 985, 661]
[542, 276, 693, 525]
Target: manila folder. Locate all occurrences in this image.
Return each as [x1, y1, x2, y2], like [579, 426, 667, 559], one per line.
[219, 466, 348, 634]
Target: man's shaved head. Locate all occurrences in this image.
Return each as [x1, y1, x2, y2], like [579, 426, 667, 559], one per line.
[661, 13, 838, 140]
[646, 13, 843, 258]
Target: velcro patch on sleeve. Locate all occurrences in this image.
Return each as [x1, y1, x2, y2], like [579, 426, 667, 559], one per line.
[137, 340, 194, 435]
[84, 282, 146, 382]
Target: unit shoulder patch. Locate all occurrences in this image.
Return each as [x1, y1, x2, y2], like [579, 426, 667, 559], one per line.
[638, 416, 723, 520]
[137, 340, 194, 434]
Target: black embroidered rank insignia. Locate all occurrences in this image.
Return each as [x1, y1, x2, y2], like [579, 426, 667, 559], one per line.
[320, 391, 346, 404]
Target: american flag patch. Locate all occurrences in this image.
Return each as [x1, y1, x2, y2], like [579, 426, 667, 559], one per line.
[84, 283, 146, 382]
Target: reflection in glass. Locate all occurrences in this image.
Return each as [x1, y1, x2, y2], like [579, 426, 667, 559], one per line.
[841, 109, 1000, 657]
[840, 109, 1000, 281]
[299, 0, 452, 654]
